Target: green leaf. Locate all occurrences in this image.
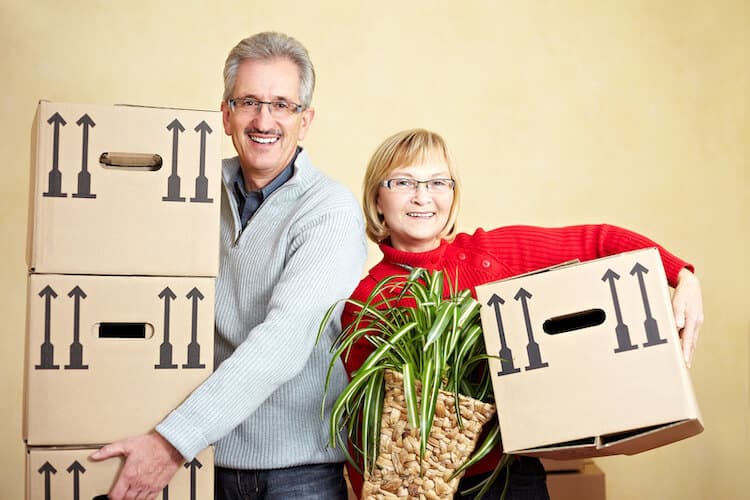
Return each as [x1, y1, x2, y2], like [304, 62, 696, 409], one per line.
[402, 363, 419, 428]
[424, 300, 456, 350]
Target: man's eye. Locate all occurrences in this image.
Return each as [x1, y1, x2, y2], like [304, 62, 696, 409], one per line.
[272, 101, 290, 110]
[240, 98, 259, 108]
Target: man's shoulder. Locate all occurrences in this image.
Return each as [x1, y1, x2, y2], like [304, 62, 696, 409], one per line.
[296, 155, 359, 210]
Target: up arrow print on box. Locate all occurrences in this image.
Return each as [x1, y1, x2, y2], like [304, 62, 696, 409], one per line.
[66, 460, 86, 500]
[65, 286, 89, 370]
[191, 121, 214, 203]
[73, 114, 96, 199]
[155, 286, 179, 369]
[43, 112, 67, 198]
[183, 287, 206, 369]
[163, 119, 186, 202]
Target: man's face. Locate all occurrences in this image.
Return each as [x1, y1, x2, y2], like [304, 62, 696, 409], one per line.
[222, 57, 314, 187]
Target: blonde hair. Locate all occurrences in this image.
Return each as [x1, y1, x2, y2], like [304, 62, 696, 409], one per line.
[362, 128, 461, 243]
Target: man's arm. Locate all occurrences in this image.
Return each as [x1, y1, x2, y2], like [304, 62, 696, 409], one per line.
[92, 198, 367, 500]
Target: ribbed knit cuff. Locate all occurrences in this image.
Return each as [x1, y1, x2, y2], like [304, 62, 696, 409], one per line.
[156, 410, 210, 462]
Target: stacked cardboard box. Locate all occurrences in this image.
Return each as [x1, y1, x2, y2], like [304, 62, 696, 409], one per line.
[23, 101, 221, 499]
[543, 459, 605, 500]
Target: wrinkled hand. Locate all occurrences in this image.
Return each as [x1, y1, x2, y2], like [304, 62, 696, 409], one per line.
[90, 431, 183, 500]
[672, 268, 704, 368]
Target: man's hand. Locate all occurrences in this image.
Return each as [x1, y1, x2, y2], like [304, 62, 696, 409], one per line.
[672, 268, 704, 368]
[90, 431, 183, 500]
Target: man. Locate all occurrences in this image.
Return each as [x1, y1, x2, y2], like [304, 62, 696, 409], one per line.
[92, 32, 367, 500]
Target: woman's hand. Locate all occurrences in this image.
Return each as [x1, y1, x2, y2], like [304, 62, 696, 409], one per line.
[672, 268, 704, 367]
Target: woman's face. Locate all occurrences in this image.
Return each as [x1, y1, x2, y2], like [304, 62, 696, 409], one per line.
[376, 152, 454, 253]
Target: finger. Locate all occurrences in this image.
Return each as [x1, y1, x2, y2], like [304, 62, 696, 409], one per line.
[90, 442, 127, 461]
[107, 474, 131, 500]
[673, 299, 686, 330]
[680, 317, 700, 368]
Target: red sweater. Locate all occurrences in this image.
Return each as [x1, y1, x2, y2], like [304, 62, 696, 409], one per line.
[341, 224, 692, 498]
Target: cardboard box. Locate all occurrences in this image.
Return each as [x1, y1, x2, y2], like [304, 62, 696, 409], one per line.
[546, 461, 605, 500]
[27, 100, 222, 276]
[476, 248, 702, 459]
[24, 274, 214, 445]
[541, 458, 586, 472]
[26, 446, 213, 500]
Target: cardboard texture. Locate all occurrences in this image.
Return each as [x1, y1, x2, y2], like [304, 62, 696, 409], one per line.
[26, 446, 214, 500]
[24, 274, 215, 445]
[27, 100, 222, 276]
[541, 458, 586, 472]
[476, 248, 702, 459]
[546, 461, 605, 500]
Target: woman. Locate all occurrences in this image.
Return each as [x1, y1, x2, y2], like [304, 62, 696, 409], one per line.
[341, 128, 703, 499]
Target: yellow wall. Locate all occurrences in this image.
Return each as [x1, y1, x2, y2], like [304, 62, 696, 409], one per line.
[2, 1, 747, 498]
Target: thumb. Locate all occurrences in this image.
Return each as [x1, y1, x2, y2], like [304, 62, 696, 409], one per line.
[89, 442, 127, 461]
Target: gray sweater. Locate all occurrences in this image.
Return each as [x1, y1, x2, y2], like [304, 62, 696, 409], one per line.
[157, 150, 367, 469]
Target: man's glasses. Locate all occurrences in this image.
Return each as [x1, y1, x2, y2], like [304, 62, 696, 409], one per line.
[380, 178, 455, 193]
[227, 96, 303, 118]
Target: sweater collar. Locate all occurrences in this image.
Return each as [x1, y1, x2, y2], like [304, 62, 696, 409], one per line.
[377, 239, 449, 271]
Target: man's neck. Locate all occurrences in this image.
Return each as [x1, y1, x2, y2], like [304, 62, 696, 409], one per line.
[241, 166, 286, 191]
[239, 147, 300, 192]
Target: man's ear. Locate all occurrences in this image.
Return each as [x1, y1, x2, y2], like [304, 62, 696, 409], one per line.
[296, 107, 315, 141]
[221, 100, 232, 136]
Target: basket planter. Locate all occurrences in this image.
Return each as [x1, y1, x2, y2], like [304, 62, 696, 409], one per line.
[362, 369, 496, 499]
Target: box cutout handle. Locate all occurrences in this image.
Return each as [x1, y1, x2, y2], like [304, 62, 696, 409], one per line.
[99, 152, 163, 171]
[542, 309, 606, 335]
[96, 322, 154, 339]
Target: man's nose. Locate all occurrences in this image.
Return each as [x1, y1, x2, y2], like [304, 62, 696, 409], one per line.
[251, 103, 275, 128]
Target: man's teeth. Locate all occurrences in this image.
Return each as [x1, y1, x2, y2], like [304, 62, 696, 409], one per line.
[407, 212, 434, 218]
[250, 136, 279, 144]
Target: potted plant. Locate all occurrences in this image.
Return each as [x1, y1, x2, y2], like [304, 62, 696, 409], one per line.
[318, 267, 512, 499]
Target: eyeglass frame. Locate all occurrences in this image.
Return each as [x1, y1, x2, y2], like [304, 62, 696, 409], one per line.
[379, 177, 456, 193]
[227, 96, 304, 116]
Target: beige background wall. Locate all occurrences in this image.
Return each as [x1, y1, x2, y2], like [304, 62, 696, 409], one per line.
[2, 1, 747, 499]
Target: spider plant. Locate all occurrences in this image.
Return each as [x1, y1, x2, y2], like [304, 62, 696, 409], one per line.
[317, 267, 511, 498]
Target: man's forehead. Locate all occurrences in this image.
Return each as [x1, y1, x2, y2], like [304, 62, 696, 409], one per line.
[233, 57, 301, 97]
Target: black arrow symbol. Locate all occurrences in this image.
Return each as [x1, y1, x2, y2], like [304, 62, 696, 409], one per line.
[163, 119, 186, 202]
[185, 457, 203, 500]
[514, 288, 548, 371]
[486, 294, 521, 376]
[65, 286, 88, 370]
[190, 121, 214, 203]
[155, 287, 178, 369]
[44, 112, 68, 197]
[72, 114, 96, 199]
[630, 262, 667, 348]
[67, 460, 86, 500]
[183, 287, 206, 369]
[38, 461, 57, 500]
[36, 285, 60, 369]
[602, 269, 638, 353]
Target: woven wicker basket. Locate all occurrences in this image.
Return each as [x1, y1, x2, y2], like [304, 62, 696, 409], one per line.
[361, 369, 496, 499]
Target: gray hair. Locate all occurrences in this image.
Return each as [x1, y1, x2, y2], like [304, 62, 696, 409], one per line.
[223, 32, 316, 108]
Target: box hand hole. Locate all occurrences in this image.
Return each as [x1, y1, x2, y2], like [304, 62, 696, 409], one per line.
[99, 152, 163, 171]
[96, 322, 154, 339]
[542, 309, 606, 335]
